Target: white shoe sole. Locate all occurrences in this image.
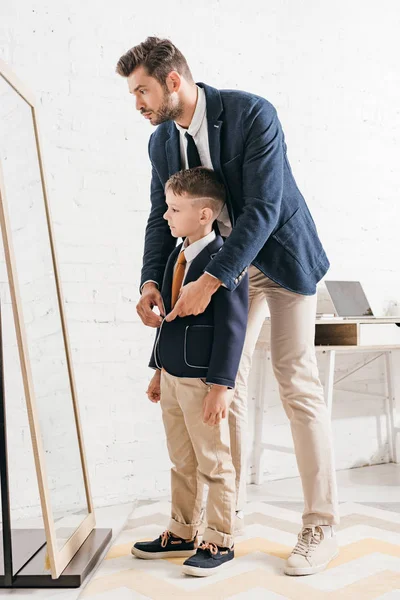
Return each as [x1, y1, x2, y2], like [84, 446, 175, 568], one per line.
[284, 551, 339, 576]
[182, 560, 233, 577]
[131, 547, 196, 560]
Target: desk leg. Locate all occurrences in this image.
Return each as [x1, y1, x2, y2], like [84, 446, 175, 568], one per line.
[324, 350, 336, 419]
[385, 351, 398, 463]
[253, 344, 269, 485]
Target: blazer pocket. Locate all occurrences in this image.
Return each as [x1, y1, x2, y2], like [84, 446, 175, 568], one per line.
[184, 325, 214, 369]
[272, 207, 325, 274]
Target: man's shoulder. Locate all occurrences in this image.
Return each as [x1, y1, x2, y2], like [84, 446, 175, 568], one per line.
[219, 87, 277, 117]
[201, 81, 276, 114]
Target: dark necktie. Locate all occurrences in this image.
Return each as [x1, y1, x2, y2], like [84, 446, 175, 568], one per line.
[185, 132, 202, 168]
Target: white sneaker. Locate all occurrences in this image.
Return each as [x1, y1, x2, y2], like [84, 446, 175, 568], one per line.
[284, 525, 339, 576]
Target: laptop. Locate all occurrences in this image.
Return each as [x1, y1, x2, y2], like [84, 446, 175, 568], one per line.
[324, 281, 374, 318]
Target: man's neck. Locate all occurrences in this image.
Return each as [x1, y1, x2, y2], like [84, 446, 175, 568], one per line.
[175, 84, 198, 129]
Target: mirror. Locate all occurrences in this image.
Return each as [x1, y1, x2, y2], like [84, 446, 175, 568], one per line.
[0, 59, 95, 578]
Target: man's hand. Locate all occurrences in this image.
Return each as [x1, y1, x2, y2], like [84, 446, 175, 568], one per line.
[146, 370, 161, 403]
[165, 273, 222, 322]
[136, 282, 165, 327]
[203, 385, 230, 426]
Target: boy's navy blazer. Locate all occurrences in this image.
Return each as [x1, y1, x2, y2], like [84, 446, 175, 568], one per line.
[149, 235, 248, 389]
[141, 82, 330, 296]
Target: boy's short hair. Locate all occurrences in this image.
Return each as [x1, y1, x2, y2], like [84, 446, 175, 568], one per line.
[165, 167, 226, 218]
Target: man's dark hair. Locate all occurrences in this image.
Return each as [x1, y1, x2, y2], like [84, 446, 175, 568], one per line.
[116, 37, 193, 86]
[166, 167, 226, 217]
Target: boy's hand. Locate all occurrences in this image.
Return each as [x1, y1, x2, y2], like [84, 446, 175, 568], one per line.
[146, 370, 161, 403]
[203, 385, 230, 426]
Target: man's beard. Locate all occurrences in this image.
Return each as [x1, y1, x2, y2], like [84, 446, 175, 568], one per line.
[149, 90, 184, 125]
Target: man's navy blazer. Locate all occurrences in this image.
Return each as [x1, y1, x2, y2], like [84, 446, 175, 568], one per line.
[149, 235, 248, 389]
[141, 82, 330, 295]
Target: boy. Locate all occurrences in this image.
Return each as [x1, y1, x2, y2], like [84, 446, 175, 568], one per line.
[131, 167, 248, 576]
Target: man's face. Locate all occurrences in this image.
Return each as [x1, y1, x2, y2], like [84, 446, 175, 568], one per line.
[127, 65, 183, 126]
[163, 190, 205, 239]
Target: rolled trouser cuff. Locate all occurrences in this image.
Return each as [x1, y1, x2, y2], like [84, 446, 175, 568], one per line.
[303, 517, 339, 526]
[203, 526, 234, 549]
[168, 517, 199, 540]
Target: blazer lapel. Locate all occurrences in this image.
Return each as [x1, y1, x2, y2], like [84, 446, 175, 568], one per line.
[197, 82, 223, 175]
[165, 124, 181, 176]
[198, 82, 235, 226]
[184, 235, 224, 286]
[162, 243, 182, 313]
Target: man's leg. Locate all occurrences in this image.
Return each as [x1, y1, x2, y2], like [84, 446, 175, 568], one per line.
[230, 267, 269, 512]
[261, 272, 339, 574]
[264, 278, 339, 525]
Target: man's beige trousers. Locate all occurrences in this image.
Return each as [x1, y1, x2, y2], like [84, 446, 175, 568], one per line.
[160, 370, 236, 547]
[231, 265, 340, 526]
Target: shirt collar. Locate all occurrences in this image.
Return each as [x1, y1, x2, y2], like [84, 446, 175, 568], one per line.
[174, 85, 206, 138]
[182, 229, 216, 264]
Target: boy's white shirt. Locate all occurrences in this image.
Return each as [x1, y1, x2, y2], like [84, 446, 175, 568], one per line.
[177, 229, 216, 284]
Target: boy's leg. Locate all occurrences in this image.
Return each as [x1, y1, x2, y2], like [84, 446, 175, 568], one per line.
[176, 377, 236, 549]
[160, 370, 203, 540]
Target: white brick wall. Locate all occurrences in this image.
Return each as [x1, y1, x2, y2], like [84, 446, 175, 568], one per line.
[0, 0, 399, 517]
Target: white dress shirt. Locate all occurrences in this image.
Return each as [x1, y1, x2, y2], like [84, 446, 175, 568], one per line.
[177, 230, 216, 284]
[175, 86, 232, 237]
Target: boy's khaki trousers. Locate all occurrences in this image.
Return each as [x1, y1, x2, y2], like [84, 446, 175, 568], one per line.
[160, 370, 236, 548]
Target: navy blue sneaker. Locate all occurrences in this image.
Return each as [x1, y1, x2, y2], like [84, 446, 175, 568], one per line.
[182, 541, 234, 576]
[131, 530, 197, 559]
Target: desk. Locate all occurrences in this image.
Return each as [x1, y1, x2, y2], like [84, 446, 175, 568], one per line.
[252, 316, 400, 485]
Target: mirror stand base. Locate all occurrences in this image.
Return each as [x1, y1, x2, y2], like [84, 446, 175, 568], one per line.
[0, 527, 112, 588]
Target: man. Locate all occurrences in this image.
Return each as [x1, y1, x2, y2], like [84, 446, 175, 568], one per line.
[116, 36, 339, 576]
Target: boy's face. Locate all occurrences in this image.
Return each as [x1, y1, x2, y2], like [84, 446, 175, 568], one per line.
[163, 190, 210, 239]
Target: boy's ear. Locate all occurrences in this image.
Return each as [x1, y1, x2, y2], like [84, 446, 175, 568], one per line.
[201, 207, 214, 224]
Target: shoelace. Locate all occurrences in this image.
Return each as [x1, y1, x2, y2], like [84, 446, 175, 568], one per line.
[199, 541, 218, 555]
[292, 526, 324, 557]
[160, 530, 172, 548]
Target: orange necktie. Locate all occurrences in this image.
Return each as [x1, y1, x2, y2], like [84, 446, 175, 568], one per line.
[171, 251, 187, 308]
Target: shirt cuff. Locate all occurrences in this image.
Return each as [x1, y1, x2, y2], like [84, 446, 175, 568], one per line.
[204, 271, 227, 289]
[140, 280, 159, 294]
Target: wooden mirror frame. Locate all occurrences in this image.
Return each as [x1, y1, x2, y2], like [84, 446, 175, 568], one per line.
[0, 58, 95, 579]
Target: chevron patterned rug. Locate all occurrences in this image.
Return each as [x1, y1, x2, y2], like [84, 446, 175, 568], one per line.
[80, 500, 400, 599]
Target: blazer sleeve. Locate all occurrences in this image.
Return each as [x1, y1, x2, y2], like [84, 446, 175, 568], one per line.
[205, 99, 284, 291]
[140, 135, 177, 293]
[205, 273, 249, 388]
